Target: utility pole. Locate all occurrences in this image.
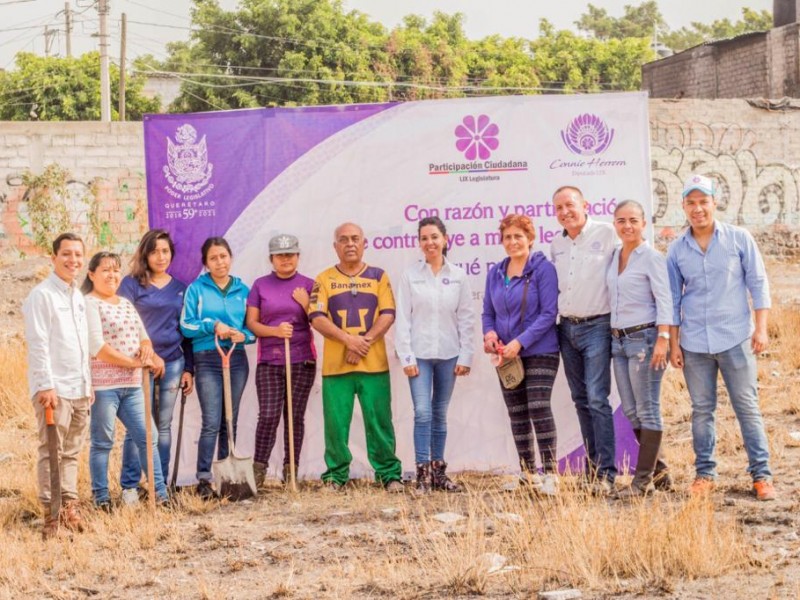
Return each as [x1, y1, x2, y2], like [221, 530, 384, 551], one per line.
[119, 13, 127, 121]
[44, 25, 50, 57]
[65, 2, 72, 57]
[98, 0, 111, 122]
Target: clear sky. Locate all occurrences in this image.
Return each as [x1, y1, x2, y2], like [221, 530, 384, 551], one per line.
[0, 0, 773, 69]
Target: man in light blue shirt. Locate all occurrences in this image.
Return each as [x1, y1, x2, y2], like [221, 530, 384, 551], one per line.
[667, 174, 775, 501]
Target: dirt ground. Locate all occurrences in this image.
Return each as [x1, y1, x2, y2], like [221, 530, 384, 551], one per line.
[0, 256, 799, 599]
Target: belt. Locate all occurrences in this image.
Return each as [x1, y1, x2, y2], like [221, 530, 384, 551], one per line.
[611, 322, 656, 338]
[561, 313, 610, 325]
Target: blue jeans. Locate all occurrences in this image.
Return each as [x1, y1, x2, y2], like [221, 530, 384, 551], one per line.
[612, 327, 664, 431]
[90, 387, 168, 504]
[558, 315, 616, 482]
[121, 357, 185, 488]
[407, 357, 458, 464]
[682, 339, 772, 481]
[194, 349, 249, 482]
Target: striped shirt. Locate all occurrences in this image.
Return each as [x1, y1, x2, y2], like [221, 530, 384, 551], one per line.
[666, 220, 770, 354]
[607, 243, 673, 329]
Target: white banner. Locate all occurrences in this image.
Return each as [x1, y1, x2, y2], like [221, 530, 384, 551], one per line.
[161, 93, 652, 484]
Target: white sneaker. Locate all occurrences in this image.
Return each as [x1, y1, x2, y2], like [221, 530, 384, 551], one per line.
[121, 488, 140, 506]
[540, 474, 559, 496]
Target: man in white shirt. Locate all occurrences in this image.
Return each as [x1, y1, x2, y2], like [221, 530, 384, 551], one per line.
[22, 233, 92, 539]
[550, 186, 618, 493]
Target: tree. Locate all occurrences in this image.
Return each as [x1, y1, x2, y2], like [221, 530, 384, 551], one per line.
[165, 0, 391, 112]
[576, 1, 665, 40]
[0, 52, 160, 121]
[574, 2, 772, 53]
[532, 20, 654, 92]
[661, 8, 772, 52]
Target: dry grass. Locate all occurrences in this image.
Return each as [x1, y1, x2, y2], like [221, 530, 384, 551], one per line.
[0, 299, 799, 598]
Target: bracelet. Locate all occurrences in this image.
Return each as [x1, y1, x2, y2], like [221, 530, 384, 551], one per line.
[657, 332, 671, 340]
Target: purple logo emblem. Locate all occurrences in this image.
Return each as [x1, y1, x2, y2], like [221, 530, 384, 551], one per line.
[455, 115, 499, 160]
[442, 277, 450, 285]
[561, 114, 615, 156]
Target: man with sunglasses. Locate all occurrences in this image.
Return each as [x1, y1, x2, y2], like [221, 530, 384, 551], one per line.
[309, 222, 403, 492]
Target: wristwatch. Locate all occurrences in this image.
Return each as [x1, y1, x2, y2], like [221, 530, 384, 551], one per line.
[657, 332, 671, 340]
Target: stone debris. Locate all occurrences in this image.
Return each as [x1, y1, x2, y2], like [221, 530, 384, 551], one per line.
[538, 589, 582, 600]
[480, 552, 519, 575]
[433, 512, 465, 524]
[494, 512, 523, 524]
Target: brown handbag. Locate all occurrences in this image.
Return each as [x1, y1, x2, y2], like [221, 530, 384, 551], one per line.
[495, 276, 531, 390]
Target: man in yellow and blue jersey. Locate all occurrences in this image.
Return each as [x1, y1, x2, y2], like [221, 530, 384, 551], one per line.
[309, 222, 403, 492]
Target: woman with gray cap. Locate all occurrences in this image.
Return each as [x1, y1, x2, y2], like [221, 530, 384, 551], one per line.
[245, 234, 316, 487]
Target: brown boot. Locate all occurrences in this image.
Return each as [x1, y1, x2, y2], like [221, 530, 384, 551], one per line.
[414, 462, 432, 495]
[42, 510, 59, 540]
[618, 429, 661, 498]
[60, 499, 85, 533]
[431, 460, 462, 493]
[634, 428, 672, 491]
[253, 461, 267, 489]
[653, 458, 673, 491]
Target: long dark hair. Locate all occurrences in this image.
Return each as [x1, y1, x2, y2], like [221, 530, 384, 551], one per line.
[201, 236, 233, 267]
[130, 229, 175, 286]
[418, 216, 448, 257]
[81, 251, 121, 295]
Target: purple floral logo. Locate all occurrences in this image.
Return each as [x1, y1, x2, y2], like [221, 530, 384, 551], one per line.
[561, 114, 615, 156]
[455, 115, 499, 160]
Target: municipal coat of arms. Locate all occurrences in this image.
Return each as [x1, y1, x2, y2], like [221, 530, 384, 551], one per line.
[163, 124, 214, 194]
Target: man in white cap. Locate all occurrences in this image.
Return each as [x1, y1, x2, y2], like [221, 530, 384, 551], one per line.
[667, 174, 776, 500]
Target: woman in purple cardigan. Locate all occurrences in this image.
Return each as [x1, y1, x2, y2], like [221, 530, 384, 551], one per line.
[482, 214, 560, 496]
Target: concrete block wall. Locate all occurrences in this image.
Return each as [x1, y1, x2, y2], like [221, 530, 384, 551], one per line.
[643, 25, 800, 100]
[0, 122, 147, 256]
[1, 99, 799, 257]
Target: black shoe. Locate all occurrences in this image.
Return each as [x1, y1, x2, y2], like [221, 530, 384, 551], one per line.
[196, 479, 216, 500]
[95, 500, 113, 513]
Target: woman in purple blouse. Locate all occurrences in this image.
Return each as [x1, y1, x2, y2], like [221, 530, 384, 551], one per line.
[245, 234, 316, 487]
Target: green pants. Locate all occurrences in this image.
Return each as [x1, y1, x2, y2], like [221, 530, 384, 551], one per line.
[321, 372, 402, 485]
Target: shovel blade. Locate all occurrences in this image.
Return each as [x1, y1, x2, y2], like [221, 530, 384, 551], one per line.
[212, 454, 257, 501]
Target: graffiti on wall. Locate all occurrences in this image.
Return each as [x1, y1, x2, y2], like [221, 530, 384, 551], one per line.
[651, 121, 800, 230]
[0, 169, 147, 255]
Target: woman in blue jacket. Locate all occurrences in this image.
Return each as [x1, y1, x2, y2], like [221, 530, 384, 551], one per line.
[181, 236, 255, 499]
[482, 214, 560, 496]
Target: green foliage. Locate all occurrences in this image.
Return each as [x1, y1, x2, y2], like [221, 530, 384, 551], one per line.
[575, 2, 772, 53]
[661, 8, 773, 52]
[532, 20, 653, 92]
[576, 1, 666, 40]
[0, 52, 160, 121]
[21, 165, 72, 252]
[163, 0, 657, 110]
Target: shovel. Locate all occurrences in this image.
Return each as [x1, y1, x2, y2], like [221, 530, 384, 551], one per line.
[45, 405, 61, 522]
[284, 338, 298, 493]
[142, 368, 156, 511]
[212, 336, 256, 500]
[170, 386, 188, 492]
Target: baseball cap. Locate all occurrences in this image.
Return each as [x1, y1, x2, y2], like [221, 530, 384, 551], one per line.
[268, 234, 300, 255]
[682, 174, 715, 198]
